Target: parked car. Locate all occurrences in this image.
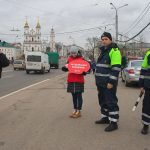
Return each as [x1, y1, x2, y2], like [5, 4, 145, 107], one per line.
[13, 60, 26, 70]
[121, 59, 143, 87]
[25, 52, 50, 74]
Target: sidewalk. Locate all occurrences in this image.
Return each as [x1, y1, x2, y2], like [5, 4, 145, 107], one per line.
[0, 74, 149, 150]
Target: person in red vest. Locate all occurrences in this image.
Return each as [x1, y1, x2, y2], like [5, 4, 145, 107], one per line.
[62, 46, 86, 118]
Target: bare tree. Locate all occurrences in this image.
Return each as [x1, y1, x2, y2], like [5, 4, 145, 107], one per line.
[86, 37, 99, 50]
[86, 37, 99, 59]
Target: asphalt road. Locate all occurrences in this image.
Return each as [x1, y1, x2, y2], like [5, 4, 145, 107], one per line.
[0, 60, 65, 97]
[0, 74, 149, 150]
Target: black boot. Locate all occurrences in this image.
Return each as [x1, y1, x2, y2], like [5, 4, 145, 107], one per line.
[141, 125, 149, 135]
[95, 117, 110, 124]
[105, 122, 118, 132]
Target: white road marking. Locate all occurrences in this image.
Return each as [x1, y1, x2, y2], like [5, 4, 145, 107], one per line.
[2, 70, 13, 73]
[2, 75, 14, 79]
[0, 74, 66, 100]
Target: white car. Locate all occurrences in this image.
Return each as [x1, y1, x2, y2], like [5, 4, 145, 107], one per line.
[122, 60, 143, 86]
[25, 52, 50, 74]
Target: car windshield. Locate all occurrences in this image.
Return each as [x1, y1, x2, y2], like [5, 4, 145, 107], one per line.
[27, 55, 41, 62]
[14, 61, 22, 64]
[131, 61, 143, 67]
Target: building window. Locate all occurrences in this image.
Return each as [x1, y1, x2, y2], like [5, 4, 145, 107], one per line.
[32, 47, 34, 51]
[32, 38, 34, 42]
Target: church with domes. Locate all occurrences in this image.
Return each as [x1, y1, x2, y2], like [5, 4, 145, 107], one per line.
[23, 19, 42, 53]
[23, 19, 56, 54]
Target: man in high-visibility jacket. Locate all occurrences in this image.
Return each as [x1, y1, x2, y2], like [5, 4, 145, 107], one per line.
[139, 50, 150, 135]
[95, 32, 121, 132]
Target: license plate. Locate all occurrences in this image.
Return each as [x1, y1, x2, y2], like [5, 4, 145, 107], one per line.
[28, 63, 33, 66]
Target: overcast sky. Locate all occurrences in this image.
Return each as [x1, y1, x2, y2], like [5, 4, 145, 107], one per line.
[0, 0, 150, 48]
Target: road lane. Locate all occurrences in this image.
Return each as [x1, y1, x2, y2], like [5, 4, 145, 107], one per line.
[0, 67, 64, 97]
[0, 74, 149, 150]
[0, 59, 66, 97]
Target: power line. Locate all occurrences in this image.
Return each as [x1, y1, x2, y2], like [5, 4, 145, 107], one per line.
[49, 24, 113, 35]
[0, 25, 109, 36]
[125, 6, 150, 35]
[119, 34, 141, 42]
[123, 2, 150, 35]
[119, 22, 150, 42]
[55, 26, 102, 35]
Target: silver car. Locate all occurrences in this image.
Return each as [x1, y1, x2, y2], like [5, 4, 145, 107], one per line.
[13, 60, 26, 70]
[122, 60, 143, 87]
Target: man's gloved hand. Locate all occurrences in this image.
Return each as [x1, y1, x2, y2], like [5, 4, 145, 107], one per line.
[82, 72, 87, 76]
[62, 66, 68, 72]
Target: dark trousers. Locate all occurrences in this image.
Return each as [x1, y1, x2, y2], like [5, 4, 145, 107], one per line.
[142, 89, 150, 125]
[71, 93, 83, 110]
[0, 68, 2, 78]
[92, 69, 95, 74]
[97, 86, 119, 122]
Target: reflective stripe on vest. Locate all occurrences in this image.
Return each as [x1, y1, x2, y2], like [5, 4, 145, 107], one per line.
[109, 75, 118, 80]
[95, 73, 110, 77]
[112, 67, 121, 72]
[96, 64, 110, 68]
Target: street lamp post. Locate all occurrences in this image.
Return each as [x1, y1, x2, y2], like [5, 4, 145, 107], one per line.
[110, 3, 128, 43]
[69, 36, 75, 45]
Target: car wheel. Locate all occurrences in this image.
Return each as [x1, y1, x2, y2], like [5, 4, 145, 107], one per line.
[41, 68, 45, 74]
[121, 76, 125, 82]
[125, 78, 130, 87]
[26, 70, 29, 74]
[48, 67, 50, 73]
[55, 65, 59, 69]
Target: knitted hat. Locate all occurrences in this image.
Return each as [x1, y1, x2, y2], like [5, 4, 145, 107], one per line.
[101, 32, 112, 41]
[69, 46, 79, 54]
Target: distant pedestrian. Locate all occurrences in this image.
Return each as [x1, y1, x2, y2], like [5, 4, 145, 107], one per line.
[62, 46, 86, 118]
[0, 49, 10, 78]
[91, 59, 96, 74]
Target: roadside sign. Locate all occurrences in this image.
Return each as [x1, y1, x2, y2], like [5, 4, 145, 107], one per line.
[68, 59, 90, 74]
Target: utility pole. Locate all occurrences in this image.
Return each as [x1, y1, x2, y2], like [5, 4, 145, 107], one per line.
[110, 3, 128, 43]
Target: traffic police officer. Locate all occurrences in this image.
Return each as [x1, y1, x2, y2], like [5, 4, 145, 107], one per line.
[95, 32, 121, 132]
[139, 50, 150, 135]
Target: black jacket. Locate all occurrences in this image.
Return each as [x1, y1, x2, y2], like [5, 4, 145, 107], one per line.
[95, 43, 121, 87]
[0, 53, 10, 78]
